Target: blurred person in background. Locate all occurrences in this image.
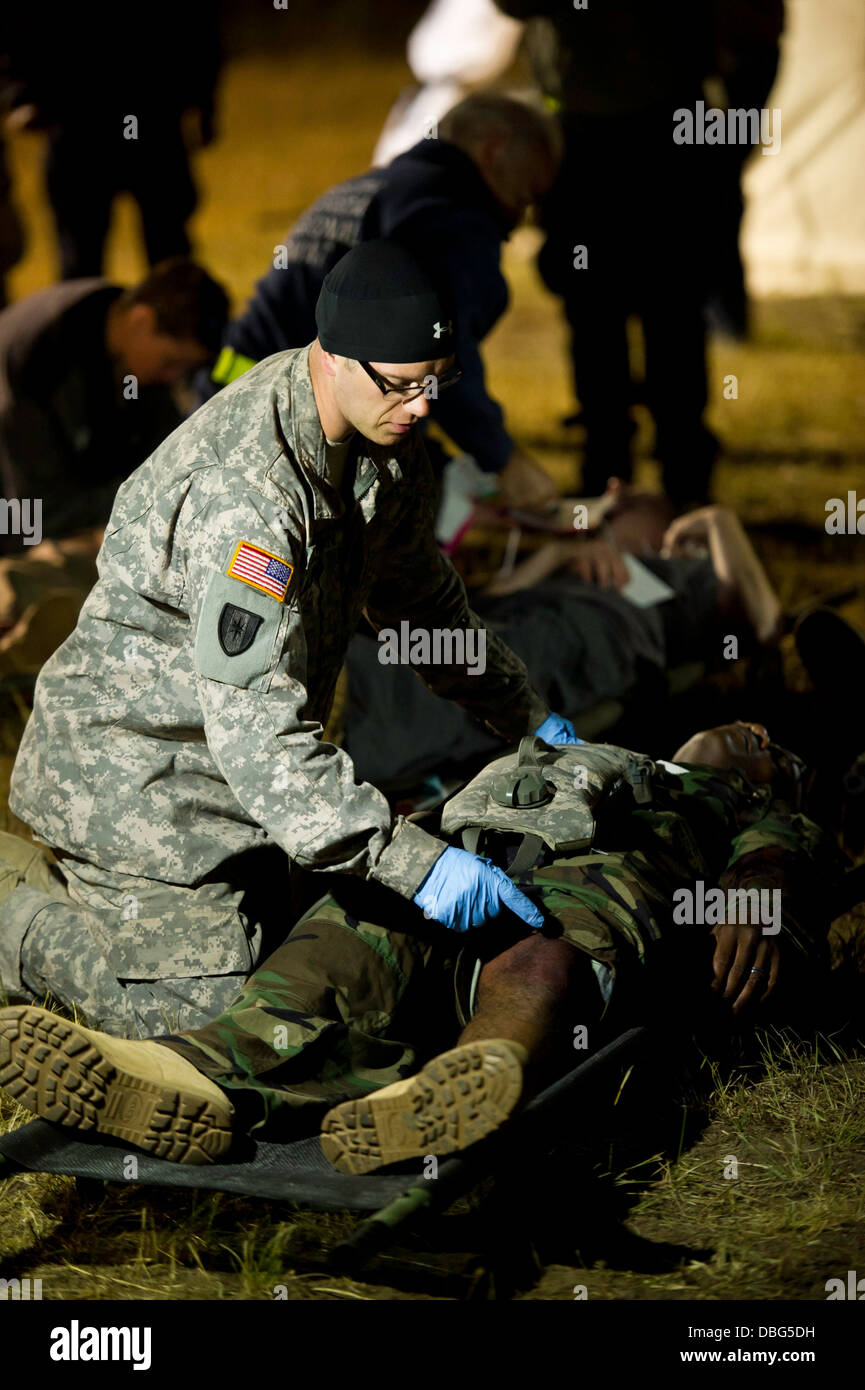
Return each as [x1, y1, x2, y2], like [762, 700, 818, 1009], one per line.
[0, 134, 23, 310]
[0, 48, 24, 308]
[705, 0, 785, 340]
[494, 0, 720, 508]
[204, 94, 562, 516]
[0, 258, 227, 677]
[1, 6, 221, 278]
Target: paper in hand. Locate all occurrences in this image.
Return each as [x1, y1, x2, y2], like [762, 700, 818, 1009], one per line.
[619, 554, 676, 608]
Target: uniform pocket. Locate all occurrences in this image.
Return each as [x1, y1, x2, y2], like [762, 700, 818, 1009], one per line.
[108, 895, 257, 984]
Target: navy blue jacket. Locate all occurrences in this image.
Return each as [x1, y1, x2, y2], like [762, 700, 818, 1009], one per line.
[221, 140, 514, 473]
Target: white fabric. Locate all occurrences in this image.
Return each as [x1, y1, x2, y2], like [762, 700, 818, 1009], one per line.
[743, 0, 865, 293]
[406, 0, 524, 87]
[373, 82, 468, 168]
[434, 452, 499, 548]
[372, 0, 524, 166]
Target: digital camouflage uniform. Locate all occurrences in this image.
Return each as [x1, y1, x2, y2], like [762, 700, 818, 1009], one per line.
[154, 755, 845, 1138]
[0, 345, 550, 1036]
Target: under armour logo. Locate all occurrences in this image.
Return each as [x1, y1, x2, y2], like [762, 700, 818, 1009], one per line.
[433, 320, 452, 339]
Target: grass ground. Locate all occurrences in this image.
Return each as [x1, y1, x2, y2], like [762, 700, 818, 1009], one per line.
[1, 45, 864, 1301]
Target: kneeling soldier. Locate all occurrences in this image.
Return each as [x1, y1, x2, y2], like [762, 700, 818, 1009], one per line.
[0, 239, 586, 1037]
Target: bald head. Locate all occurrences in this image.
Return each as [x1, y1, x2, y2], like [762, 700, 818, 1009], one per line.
[438, 93, 562, 164]
[438, 93, 562, 227]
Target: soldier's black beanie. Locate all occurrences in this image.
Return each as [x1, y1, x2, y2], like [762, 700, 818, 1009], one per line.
[315, 239, 457, 363]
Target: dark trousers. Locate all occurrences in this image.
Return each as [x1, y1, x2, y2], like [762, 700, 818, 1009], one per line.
[539, 103, 717, 506]
[705, 52, 782, 339]
[44, 123, 196, 278]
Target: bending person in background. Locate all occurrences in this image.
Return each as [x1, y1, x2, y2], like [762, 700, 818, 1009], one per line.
[0, 259, 228, 679]
[202, 94, 561, 515]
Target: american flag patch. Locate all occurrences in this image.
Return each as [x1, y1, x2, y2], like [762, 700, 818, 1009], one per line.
[226, 542, 294, 602]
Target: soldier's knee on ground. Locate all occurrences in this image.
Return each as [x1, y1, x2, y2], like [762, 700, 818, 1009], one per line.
[20, 903, 252, 1039]
[0, 845, 261, 1036]
[0, 831, 70, 997]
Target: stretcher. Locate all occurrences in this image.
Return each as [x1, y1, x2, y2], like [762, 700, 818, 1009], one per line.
[0, 1027, 648, 1273]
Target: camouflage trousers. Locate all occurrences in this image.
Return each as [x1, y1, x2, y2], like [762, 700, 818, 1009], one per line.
[157, 875, 466, 1137]
[153, 848, 767, 1138]
[0, 833, 325, 1038]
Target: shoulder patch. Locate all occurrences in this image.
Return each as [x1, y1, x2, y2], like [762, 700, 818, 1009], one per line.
[226, 541, 294, 602]
[218, 603, 263, 656]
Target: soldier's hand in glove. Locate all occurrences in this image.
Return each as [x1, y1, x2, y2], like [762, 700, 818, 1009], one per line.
[534, 712, 584, 746]
[412, 845, 545, 934]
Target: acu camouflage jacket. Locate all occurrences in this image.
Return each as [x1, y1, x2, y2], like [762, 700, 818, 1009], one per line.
[10, 347, 550, 894]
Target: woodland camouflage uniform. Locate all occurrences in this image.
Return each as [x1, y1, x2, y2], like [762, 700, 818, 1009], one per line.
[153, 754, 844, 1137]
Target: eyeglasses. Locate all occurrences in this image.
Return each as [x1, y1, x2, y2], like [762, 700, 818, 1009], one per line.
[359, 360, 463, 401]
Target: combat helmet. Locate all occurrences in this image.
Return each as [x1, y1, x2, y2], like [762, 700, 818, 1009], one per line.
[440, 736, 656, 874]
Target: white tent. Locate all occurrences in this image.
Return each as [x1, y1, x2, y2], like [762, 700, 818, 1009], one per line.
[742, 0, 865, 294]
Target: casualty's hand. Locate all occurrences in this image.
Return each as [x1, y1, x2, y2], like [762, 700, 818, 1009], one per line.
[534, 712, 584, 745]
[412, 845, 545, 933]
[710, 922, 781, 1014]
[660, 507, 721, 557]
[563, 537, 629, 589]
[497, 448, 558, 514]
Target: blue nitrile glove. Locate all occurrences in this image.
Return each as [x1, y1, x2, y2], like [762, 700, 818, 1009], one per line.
[412, 845, 545, 934]
[534, 712, 584, 745]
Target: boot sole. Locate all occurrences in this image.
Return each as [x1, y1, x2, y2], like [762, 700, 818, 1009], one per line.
[320, 1040, 524, 1175]
[0, 1006, 231, 1165]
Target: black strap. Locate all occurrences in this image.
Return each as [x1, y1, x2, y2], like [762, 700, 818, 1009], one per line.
[507, 832, 546, 878]
[461, 826, 545, 878]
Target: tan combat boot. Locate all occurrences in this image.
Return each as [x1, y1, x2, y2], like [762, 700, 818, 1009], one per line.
[320, 1038, 528, 1176]
[0, 1005, 233, 1164]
